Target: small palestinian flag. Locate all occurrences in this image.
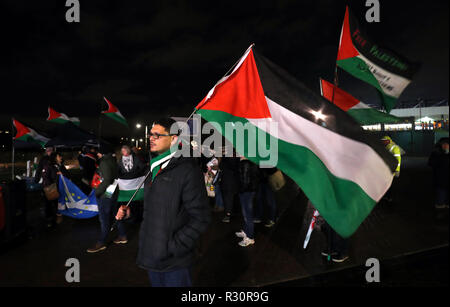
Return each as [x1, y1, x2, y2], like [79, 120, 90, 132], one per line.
[117, 177, 145, 202]
[319, 78, 403, 125]
[102, 97, 128, 127]
[337, 6, 419, 113]
[47, 107, 80, 125]
[13, 119, 50, 148]
[195, 46, 397, 237]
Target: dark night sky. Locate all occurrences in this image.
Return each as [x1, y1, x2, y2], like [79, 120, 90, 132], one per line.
[1, 0, 448, 137]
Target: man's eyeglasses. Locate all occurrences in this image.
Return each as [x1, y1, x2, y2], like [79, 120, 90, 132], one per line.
[149, 133, 172, 140]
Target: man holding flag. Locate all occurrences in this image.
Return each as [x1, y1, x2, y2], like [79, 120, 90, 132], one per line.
[117, 118, 210, 287]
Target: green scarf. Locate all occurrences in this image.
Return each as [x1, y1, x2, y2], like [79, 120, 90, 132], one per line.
[150, 145, 179, 181]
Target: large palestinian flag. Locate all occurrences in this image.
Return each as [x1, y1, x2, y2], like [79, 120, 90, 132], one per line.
[102, 97, 128, 127]
[13, 119, 50, 148]
[195, 46, 397, 238]
[337, 6, 419, 113]
[47, 107, 80, 125]
[319, 78, 403, 125]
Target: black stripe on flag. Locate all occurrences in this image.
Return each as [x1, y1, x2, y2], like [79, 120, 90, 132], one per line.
[253, 50, 398, 172]
[347, 7, 420, 80]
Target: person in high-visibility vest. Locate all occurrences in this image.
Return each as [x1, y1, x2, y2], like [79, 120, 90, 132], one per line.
[382, 136, 401, 177]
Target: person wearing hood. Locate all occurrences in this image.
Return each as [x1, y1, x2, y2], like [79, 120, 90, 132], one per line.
[87, 144, 127, 253]
[428, 137, 449, 209]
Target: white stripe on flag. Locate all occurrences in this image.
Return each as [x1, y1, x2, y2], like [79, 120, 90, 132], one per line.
[117, 176, 145, 191]
[248, 97, 393, 202]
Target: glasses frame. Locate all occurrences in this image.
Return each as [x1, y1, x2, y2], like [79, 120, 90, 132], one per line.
[149, 132, 174, 140]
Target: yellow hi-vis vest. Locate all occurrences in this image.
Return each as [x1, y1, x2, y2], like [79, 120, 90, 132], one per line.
[386, 142, 401, 172]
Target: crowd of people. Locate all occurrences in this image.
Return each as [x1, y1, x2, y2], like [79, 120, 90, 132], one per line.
[31, 118, 449, 287]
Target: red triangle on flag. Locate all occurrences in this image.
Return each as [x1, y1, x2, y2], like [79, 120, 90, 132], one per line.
[47, 107, 62, 121]
[196, 49, 271, 119]
[12, 119, 31, 139]
[102, 97, 119, 113]
[320, 78, 360, 111]
[337, 6, 360, 61]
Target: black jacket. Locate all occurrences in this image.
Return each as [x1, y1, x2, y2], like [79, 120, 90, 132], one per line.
[34, 155, 54, 187]
[137, 156, 211, 272]
[219, 157, 240, 193]
[79, 153, 97, 182]
[238, 159, 260, 193]
[117, 153, 146, 179]
[95, 154, 118, 198]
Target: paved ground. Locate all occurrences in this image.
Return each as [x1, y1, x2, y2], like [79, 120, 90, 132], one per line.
[0, 157, 448, 286]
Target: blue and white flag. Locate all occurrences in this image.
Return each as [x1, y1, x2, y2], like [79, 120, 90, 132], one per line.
[58, 175, 98, 219]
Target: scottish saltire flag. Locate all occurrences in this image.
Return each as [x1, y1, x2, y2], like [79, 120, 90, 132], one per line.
[57, 175, 98, 218]
[117, 177, 145, 202]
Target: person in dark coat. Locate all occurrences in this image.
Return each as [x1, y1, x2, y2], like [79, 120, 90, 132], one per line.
[118, 145, 146, 179]
[428, 137, 449, 209]
[255, 167, 278, 227]
[117, 118, 210, 287]
[234, 157, 259, 247]
[34, 147, 59, 228]
[54, 152, 70, 224]
[87, 145, 127, 253]
[78, 146, 97, 194]
[118, 144, 147, 223]
[219, 153, 240, 223]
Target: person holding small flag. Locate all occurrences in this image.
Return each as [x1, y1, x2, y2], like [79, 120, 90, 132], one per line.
[117, 118, 210, 287]
[87, 145, 127, 253]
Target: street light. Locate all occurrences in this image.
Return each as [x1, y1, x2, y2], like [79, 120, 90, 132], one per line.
[135, 122, 148, 151]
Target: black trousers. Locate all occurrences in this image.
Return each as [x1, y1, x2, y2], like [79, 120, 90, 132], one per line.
[322, 222, 349, 255]
[43, 192, 58, 222]
[222, 190, 238, 215]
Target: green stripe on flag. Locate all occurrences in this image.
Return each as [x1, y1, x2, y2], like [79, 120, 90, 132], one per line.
[337, 57, 398, 112]
[197, 109, 377, 238]
[347, 108, 404, 125]
[105, 113, 128, 127]
[117, 189, 144, 202]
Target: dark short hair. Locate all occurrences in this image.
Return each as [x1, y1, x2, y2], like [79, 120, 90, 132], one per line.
[152, 118, 181, 135]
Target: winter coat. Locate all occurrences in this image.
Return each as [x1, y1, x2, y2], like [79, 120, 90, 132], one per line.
[94, 153, 118, 198]
[79, 153, 97, 182]
[428, 149, 449, 188]
[137, 156, 210, 272]
[219, 157, 240, 193]
[238, 159, 260, 193]
[34, 155, 57, 187]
